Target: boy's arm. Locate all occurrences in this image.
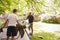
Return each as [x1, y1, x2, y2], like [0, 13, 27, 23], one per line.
[16, 20, 24, 26]
[2, 19, 8, 28]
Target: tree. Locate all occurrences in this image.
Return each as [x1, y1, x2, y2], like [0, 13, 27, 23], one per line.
[0, 0, 59, 14]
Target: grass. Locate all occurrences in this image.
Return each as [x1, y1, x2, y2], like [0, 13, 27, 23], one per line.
[30, 31, 60, 40]
[42, 21, 60, 24]
[0, 20, 5, 25]
[0, 20, 4, 27]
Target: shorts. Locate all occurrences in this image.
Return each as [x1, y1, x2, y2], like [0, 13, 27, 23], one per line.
[7, 26, 17, 37]
[28, 23, 33, 28]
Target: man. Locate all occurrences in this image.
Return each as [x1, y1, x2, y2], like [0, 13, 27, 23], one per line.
[27, 12, 34, 35]
[2, 9, 24, 40]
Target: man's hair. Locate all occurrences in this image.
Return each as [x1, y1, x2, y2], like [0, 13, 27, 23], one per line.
[13, 9, 17, 13]
[29, 12, 32, 15]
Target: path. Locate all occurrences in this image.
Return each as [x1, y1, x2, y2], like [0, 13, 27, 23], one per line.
[0, 28, 30, 40]
[33, 21, 60, 32]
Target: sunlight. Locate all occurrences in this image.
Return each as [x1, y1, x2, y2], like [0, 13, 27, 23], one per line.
[58, 0, 60, 3]
[45, 0, 54, 6]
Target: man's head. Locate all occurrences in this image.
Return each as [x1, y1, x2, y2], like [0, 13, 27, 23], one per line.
[13, 9, 17, 14]
[29, 12, 32, 15]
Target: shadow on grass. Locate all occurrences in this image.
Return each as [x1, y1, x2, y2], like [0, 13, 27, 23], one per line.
[30, 31, 60, 40]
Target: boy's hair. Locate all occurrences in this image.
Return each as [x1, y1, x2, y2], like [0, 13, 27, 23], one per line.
[13, 9, 17, 13]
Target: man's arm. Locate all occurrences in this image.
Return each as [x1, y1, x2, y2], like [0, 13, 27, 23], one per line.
[33, 16, 34, 21]
[24, 15, 29, 20]
[2, 19, 8, 28]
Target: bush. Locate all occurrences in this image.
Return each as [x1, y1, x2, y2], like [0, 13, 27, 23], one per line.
[56, 14, 60, 23]
[40, 14, 60, 24]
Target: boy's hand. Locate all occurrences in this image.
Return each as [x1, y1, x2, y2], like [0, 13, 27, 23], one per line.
[0, 27, 3, 32]
[21, 24, 25, 26]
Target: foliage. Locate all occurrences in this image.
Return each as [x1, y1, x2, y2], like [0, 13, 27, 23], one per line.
[41, 14, 60, 24]
[0, 0, 59, 14]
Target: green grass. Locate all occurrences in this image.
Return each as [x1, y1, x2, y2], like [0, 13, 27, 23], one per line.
[30, 32, 60, 40]
[0, 20, 5, 27]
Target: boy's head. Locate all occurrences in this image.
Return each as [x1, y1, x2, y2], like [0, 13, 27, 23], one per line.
[13, 9, 17, 14]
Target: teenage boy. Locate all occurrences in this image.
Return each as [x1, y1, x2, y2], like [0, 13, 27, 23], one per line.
[2, 9, 24, 40]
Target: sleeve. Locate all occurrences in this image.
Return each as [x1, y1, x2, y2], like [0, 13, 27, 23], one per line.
[33, 16, 34, 20]
[16, 15, 19, 20]
[27, 16, 29, 19]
